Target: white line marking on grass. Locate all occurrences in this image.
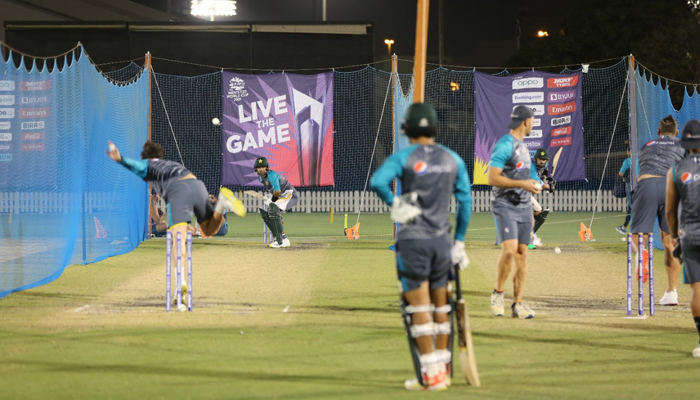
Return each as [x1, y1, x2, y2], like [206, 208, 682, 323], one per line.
[73, 305, 91, 312]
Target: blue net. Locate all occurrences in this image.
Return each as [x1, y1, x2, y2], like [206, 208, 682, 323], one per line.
[0, 46, 149, 299]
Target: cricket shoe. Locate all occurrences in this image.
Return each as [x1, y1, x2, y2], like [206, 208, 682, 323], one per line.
[532, 236, 542, 247]
[512, 302, 535, 319]
[490, 291, 505, 316]
[282, 238, 290, 247]
[527, 243, 537, 250]
[659, 289, 679, 306]
[404, 372, 447, 391]
[218, 187, 246, 217]
[615, 225, 627, 234]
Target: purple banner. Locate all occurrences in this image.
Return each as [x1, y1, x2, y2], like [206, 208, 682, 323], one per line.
[221, 71, 334, 187]
[473, 71, 586, 183]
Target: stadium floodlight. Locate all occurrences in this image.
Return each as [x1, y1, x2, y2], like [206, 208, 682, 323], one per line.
[537, 30, 549, 37]
[191, 0, 237, 21]
[384, 39, 394, 55]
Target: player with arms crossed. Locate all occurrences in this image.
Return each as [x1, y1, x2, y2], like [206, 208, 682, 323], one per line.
[370, 103, 472, 391]
[665, 119, 700, 358]
[107, 140, 246, 300]
[632, 115, 685, 305]
[254, 156, 299, 248]
[489, 105, 542, 319]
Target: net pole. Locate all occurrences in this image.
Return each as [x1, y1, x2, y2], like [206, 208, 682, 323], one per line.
[412, 0, 429, 103]
[391, 54, 398, 240]
[145, 52, 153, 240]
[628, 55, 638, 188]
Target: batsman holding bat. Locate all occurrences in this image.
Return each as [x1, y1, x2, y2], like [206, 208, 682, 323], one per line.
[253, 156, 299, 248]
[370, 102, 472, 391]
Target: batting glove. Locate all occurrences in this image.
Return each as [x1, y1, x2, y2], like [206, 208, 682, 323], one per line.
[390, 192, 422, 224]
[451, 240, 470, 270]
[263, 193, 273, 207]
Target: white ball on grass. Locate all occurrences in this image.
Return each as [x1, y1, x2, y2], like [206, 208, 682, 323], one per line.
[693, 347, 700, 358]
[554, 247, 561, 254]
[212, 117, 221, 126]
[177, 304, 187, 312]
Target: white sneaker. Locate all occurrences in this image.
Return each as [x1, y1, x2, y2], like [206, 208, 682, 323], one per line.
[281, 238, 290, 247]
[490, 291, 505, 316]
[512, 302, 535, 319]
[218, 187, 246, 217]
[404, 373, 447, 391]
[659, 289, 678, 306]
[532, 236, 542, 247]
[693, 346, 700, 358]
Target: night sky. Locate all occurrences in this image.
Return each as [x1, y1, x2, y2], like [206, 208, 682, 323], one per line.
[132, 0, 578, 68]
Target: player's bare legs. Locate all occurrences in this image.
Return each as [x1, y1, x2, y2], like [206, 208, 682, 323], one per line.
[513, 244, 529, 302]
[661, 230, 680, 292]
[199, 212, 225, 237]
[495, 239, 518, 292]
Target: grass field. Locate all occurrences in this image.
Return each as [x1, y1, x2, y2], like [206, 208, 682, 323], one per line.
[1, 231, 698, 399]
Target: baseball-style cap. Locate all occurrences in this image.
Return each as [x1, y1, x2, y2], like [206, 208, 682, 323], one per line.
[534, 148, 550, 160]
[681, 119, 700, 149]
[507, 105, 535, 130]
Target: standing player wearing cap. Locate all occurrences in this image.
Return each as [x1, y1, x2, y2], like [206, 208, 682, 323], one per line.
[488, 105, 542, 319]
[254, 156, 299, 248]
[529, 148, 555, 249]
[370, 102, 472, 391]
[665, 119, 700, 358]
[631, 115, 685, 306]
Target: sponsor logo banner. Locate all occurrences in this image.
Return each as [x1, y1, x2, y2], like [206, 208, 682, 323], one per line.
[0, 121, 10, 130]
[0, 95, 15, 106]
[0, 80, 15, 91]
[0, 133, 12, 141]
[221, 71, 335, 187]
[21, 121, 45, 130]
[22, 142, 45, 152]
[22, 132, 44, 141]
[0, 153, 11, 161]
[19, 108, 50, 118]
[473, 70, 586, 183]
[19, 80, 52, 91]
[0, 108, 15, 118]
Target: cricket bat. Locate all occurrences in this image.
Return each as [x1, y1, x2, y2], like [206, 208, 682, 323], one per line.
[243, 190, 263, 199]
[453, 265, 481, 387]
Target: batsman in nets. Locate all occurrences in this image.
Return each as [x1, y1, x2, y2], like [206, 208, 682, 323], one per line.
[253, 156, 299, 248]
[370, 102, 472, 391]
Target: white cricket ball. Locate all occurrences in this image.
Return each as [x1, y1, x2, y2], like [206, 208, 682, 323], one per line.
[693, 347, 700, 358]
[534, 182, 542, 191]
[212, 117, 221, 126]
[177, 304, 187, 312]
[554, 247, 561, 254]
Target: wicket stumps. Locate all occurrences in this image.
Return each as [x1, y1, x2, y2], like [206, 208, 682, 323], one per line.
[165, 231, 193, 312]
[626, 233, 654, 316]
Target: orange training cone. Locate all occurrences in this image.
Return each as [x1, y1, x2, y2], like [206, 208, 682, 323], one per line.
[578, 222, 593, 242]
[344, 222, 360, 240]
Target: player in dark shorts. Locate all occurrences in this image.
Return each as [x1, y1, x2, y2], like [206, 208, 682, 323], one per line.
[106, 140, 245, 301]
[371, 102, 472, 391]
[631, 115, 685, 305]
[488, 105, 543, 319]
[665, 119, 700, 358]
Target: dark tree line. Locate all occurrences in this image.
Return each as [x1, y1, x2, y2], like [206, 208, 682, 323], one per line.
[510, 0, 700, 107]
